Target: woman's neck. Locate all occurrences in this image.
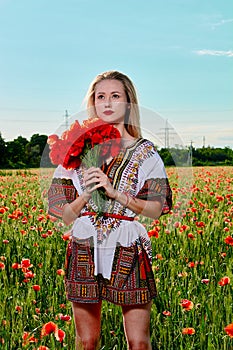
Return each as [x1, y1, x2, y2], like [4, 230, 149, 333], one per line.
[114, 123, 135, 141]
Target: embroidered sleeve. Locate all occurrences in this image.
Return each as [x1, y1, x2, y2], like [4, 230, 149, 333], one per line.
[136, 144, 172, 215]
[136, 178, 172, 214]
[48, 178, 77, 219]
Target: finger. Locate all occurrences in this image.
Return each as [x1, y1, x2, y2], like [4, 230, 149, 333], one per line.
[84, 168, 102, 178]
[85, 178, 98, 188]
[87, 166, 100, 173]
[84, 171, 99, 181]
[86, 186, 95, 194]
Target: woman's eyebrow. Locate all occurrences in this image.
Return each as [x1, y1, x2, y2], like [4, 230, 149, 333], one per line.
[96, 91, 121, 94]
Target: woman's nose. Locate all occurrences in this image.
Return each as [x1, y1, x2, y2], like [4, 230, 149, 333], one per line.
[105, 96, 112, 107]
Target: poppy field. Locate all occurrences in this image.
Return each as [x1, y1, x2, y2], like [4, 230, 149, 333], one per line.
[0, 166, 233, 349]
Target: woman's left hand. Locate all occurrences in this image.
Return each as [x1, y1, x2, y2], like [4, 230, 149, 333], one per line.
[83, 167, 116, 199]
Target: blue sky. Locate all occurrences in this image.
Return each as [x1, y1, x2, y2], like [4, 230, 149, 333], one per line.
[0, 0, 232, 148]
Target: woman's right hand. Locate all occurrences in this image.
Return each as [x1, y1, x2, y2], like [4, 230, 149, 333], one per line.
[83, 167, 116, 199]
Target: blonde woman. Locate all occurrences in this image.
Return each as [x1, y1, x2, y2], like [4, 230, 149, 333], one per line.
[48, 71, 172, 349]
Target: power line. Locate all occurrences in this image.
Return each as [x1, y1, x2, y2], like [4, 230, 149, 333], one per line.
[203, 136, 206, 148]
[64, 110, 70, 130]
[158, 119, 176, 148]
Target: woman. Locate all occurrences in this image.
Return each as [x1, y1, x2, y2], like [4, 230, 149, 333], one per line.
[48, 71, 172, 349]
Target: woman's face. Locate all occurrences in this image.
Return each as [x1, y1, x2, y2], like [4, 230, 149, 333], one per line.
[94, 79, 128, 124]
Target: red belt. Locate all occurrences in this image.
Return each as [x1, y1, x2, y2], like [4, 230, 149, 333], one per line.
[81, 211, 134, 221]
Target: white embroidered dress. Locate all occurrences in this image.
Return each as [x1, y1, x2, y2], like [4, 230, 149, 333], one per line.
[49, 139, 171, 280]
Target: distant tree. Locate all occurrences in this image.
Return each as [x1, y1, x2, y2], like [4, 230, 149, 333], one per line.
[158, 148, 175, 166]
[0, 132, 7, 168]
[1, 132, 233, 168]
[26, 134, 50, 167]
[6, 136, 29, 168]
[29, 134, 48, 154]
[192, 146, 233, 166]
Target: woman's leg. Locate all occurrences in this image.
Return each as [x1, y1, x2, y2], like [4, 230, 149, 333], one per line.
[72, 301, 102, 350]
[121, 301, 152, 350]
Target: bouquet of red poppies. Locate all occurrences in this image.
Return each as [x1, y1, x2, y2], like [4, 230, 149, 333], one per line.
[47, 118, 121, 213]
[48, 117, 121, 169]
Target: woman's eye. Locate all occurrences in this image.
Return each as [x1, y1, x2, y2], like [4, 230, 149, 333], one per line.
[97, 95, 105, 100]
[112, 94, 120, 99]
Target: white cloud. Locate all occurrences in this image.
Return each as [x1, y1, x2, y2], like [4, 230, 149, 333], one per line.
[194, 49, 233, 57]
[201, 15, 233, 30]
[211, 18, 233, 28]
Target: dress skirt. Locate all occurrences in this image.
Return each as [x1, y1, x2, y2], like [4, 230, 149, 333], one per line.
[65, 236, 157, 305]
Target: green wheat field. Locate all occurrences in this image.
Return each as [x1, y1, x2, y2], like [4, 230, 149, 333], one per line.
[0, 166, 233, 349]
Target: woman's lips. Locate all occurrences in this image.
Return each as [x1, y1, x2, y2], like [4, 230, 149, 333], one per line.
[103, 110, 114, 115]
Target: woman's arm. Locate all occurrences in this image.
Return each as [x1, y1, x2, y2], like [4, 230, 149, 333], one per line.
[83, 166, 163, 220]
[62, 191, 91, 226]
[113, 190, 163, 219]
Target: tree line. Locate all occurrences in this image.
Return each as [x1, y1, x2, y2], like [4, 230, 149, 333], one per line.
[0, 132, 232, 169]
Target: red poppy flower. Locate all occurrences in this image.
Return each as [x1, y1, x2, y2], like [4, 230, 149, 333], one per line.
[57, 269, 65, 276]
[196, 221, 205, 228]
[62, 232, 71, 241]
[216, 195, 224, 202]
[21, 258, 32, 268]
[218, 276, 230, 286]
[152, 219, 160, 226]
[201, 279, 210, 284]
[148, 228, 160, 238]
[32, 285, 41, 291]
[22, 331, 38, 346]
[0, 262, 5, 270]
[187, 233, 195, 240]
[12, 262, 21, 269]
[15, 305, 22, 312]
[59, 314, 71, 321]
[180, 299, 194, 311]
[225, 236, 233, 246]
[182, 327, 195, 335]
[24, 271, 35, 279]
[188, 262, 196, 268]
[37, 215, 45, 222]
[55, 328, 66, 342]
[21, 217, 28, 224]
[162, 310, 171, 316]
[155, 254, 163, 260]
[224, 323, 233, 337]
[47, 134, 59, 145]
[41, 321, 58, 337]
[174, 221, 181, 228]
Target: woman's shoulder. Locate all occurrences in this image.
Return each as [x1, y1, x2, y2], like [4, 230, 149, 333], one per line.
[130, 138, 162, 166]
[137, 138, 157, 153]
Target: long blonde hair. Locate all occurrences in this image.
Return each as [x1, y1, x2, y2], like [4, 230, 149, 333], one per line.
[85, 71, 142, 138]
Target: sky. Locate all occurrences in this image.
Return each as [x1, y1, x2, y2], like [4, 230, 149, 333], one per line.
[0, 0, 232, 149]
